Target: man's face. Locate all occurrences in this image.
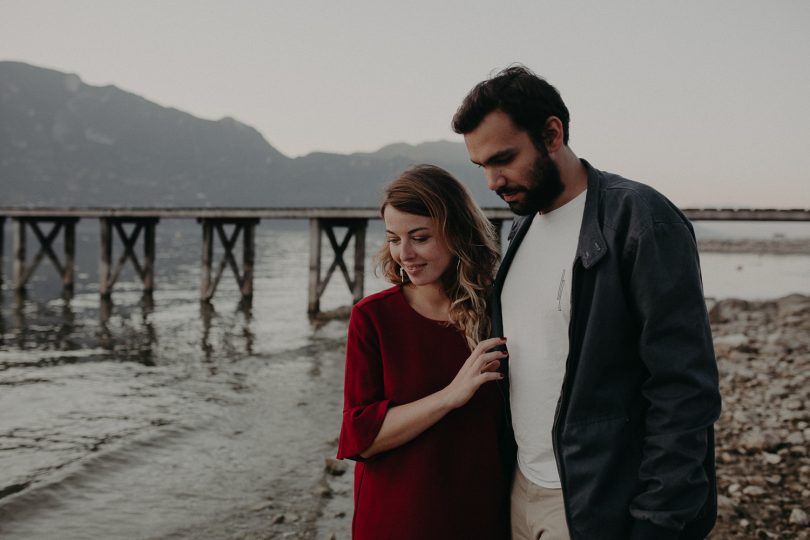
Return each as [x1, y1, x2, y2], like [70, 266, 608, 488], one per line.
[463, 110, 563, 215]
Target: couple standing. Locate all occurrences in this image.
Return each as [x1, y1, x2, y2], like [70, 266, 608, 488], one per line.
[337, 66, 721, 539]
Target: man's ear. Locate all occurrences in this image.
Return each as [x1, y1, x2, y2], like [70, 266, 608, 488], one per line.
[542, 116, 565, 154]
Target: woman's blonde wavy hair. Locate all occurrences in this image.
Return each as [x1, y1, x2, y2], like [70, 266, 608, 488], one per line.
[377, 164, 500, 350]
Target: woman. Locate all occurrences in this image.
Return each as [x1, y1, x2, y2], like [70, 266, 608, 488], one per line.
[336, 164, 511, 539]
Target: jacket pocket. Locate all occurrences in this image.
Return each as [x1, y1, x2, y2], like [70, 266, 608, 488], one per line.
[560, 415, 638, 537]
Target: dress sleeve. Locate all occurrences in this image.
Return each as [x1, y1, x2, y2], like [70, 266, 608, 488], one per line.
[336, 304, 391, 461]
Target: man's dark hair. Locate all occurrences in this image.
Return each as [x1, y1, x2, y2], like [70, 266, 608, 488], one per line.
[452, 65, 570, 147]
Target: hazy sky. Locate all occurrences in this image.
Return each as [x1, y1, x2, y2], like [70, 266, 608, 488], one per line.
[2, 0, 809, 207]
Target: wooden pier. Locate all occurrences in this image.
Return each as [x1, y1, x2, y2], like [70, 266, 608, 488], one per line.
[0, 207, 808, 314]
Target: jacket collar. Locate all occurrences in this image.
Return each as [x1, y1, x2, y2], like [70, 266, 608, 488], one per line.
[577, 159, 608, 269]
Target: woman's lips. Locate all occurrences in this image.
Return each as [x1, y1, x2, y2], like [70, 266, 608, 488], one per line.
[404, 264, 425, 274]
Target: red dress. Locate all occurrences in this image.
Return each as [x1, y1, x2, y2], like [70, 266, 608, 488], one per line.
[337, 286, 510, 540]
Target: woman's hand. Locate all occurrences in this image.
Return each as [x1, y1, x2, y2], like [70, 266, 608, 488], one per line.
[441, 337, 506, 410]
[358, 336, 507, 459]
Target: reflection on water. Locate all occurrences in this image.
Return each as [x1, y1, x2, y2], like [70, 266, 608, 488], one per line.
[98, 295, 158, 366]
[200, 298, 255, 363]
[1, 293, 163, 369]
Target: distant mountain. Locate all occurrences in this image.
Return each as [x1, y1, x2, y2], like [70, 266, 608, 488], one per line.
[0, 61, 500, 208]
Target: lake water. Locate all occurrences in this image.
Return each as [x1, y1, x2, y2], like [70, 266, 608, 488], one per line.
[0, 219, 808, 539]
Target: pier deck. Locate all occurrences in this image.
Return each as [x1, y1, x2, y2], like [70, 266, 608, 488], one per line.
[1, 207, 808, 313]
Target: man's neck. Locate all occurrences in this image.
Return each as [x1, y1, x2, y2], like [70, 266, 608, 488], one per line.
[541, 147, 588, 214]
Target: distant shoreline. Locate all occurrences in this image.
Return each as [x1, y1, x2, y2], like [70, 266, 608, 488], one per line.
[698, 238, 810, 255]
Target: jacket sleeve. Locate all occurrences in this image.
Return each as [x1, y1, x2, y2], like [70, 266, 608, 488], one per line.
[625, 219, 721, 537]
[336, 305, 391, 461]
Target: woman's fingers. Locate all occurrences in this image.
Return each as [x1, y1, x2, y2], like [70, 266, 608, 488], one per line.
[473, 349, 506, 371]
[472, 339, 506, 361]
[475, 337, 505, 355]
[480, 358, 501, 373]
[479, 370, 504, 383]
[446, 340, 507, 409]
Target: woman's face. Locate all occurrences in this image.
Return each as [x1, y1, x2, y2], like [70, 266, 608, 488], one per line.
[383, 206, 453, 288]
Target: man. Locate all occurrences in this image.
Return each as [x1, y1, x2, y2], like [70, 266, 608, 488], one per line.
[453, 66, 721, 539]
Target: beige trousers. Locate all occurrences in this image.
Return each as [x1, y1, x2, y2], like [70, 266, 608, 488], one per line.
[511, 467, 570, 540]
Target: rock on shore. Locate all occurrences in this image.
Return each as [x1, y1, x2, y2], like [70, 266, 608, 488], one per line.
[709, 294, 810, 539]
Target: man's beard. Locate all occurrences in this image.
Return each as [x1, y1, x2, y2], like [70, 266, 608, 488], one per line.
[498, 154, 564, 216]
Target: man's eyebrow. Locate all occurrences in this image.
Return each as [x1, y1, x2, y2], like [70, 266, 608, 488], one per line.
[471, 148, 515, 167]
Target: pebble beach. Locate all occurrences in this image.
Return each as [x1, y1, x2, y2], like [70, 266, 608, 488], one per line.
[709, 294, 810, 539]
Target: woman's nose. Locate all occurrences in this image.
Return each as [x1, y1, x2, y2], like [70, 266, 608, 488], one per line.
[399, 241, 414, 259]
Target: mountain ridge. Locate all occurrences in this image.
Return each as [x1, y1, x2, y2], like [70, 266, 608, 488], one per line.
[0, 61, 500, 208]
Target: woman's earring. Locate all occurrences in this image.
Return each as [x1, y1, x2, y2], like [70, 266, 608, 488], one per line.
[399, 266, 405, 282]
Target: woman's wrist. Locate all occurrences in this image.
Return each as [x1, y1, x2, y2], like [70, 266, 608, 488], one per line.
[438, 385, 462, 411]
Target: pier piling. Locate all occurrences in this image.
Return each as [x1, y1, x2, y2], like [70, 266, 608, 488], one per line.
[13, 219, 26, 290]
[12, 217, 79, 295]
[199, 218, 259, 302]
[99, 217, 160, 297]
[308, 218, 368, 315]
[0, 217, 5, 288]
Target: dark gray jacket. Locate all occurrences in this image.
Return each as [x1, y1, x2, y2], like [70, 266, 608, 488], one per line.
[492, 161, 721, 539]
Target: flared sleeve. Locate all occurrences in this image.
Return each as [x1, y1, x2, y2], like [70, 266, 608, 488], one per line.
[336, 304, 391, 460]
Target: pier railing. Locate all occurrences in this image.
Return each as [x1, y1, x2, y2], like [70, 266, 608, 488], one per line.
[1, 207, 808, 315]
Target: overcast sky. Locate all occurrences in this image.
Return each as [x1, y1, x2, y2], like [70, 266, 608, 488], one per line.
[2, 0, 809, 207]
